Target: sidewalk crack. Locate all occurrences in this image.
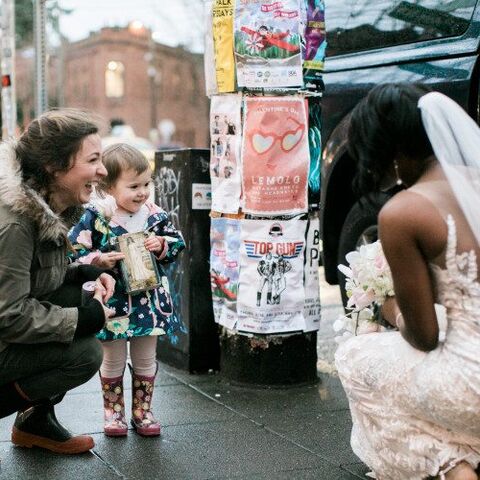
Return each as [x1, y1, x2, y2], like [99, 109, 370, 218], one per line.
[90, 449, 128, 478]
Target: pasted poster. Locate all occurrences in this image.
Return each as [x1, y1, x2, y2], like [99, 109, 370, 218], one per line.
[234, 0, 303, 88]
[307, 96, 321, 207]
[242, 96, 309, 215]
[204, 0, 218, 96]
[213, 0, 236, 93]
[301, 0, 326, 80]
[192, 183, 212, 210]
[210, 94, 242, 213]
[303, 212, 321, 332]
[210, 217, 240, 329]
[237, 218, 307, 333]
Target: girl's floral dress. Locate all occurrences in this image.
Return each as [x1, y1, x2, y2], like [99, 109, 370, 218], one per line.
[68, 201, 185, 341]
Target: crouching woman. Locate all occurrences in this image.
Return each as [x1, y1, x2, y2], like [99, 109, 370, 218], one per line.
[0, 109, 115, 454]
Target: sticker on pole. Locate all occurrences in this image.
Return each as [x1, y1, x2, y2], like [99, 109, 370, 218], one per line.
[192, 183, 212, 210]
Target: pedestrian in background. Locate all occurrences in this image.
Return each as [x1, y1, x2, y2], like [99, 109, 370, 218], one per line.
[69, 143, 185, 437]
[0, 109, 115, 454]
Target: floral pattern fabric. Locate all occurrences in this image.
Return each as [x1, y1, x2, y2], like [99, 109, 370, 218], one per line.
[68, 202, 185, 341]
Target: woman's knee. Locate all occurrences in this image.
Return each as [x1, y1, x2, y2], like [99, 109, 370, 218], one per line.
[65, 336, 103, 380]
[82, 337, 103, 375]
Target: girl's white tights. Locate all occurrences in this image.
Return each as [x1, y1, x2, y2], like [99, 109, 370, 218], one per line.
[100, 336, 158, 378]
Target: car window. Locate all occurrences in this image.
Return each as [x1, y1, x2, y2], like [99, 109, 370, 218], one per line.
[325, 0, 477, 56]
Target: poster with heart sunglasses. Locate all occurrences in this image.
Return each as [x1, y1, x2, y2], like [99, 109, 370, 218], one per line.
[242, 96, 309, 215]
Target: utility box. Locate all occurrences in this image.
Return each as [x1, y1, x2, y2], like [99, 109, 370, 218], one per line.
[153, 148, 219, 373]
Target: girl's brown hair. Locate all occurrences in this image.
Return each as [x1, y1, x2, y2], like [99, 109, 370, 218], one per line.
[16, 108, 101, 195]
[97, 143, 150, 194]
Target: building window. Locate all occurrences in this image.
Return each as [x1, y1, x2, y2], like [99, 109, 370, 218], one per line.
[105, 60, 125, 98]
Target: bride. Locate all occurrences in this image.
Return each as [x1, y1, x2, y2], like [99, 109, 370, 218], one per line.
[335, 83, 480, 480]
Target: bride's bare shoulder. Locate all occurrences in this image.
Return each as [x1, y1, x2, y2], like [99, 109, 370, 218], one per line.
[380, 190, 434, 220]
[379, 189, 447, 245]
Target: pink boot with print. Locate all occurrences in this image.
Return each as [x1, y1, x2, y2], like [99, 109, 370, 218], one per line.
[100, 374, 128, 437]
[130, 367, 161, 437]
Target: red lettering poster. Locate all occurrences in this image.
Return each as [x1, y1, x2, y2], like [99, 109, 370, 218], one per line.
[237, 218, 307, 333]
[242, 96, 309, 215]
[234, 0, 303, 88]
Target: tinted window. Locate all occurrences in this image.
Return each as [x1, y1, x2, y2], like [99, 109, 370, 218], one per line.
[325, 0, 476, 56]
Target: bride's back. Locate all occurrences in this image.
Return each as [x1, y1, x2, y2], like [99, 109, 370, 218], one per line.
[407, 178, 480, 275]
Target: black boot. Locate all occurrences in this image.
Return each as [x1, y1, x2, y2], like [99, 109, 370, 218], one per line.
[12, 403, 94, 454]
[256, 292, 261, 307]
[266, 292, 272, 305]
[0, 382, 33, 419]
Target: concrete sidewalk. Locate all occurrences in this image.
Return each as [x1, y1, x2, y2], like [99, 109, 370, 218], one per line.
[0, 272, 366, 479]
[0, 364, 368, 480]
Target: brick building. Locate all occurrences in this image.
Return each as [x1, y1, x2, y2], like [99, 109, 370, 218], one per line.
[16, 25, 209, 148]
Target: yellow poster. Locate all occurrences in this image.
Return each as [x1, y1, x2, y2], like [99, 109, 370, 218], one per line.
[212, 0, 235, 93]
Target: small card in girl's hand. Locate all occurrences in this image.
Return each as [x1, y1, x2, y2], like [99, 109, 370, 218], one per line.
[113, 232, 161, 295]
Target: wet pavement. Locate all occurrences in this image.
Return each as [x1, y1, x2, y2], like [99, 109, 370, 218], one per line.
[0, 272, 366, 479]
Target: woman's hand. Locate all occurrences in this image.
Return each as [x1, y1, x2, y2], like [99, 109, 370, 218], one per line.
[145, 236, 168, 259]
[93, 277, 115, 319]
[97, 272, 116, 303]
[92, 251, 125, 269]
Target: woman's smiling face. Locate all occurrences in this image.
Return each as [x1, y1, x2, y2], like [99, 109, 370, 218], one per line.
[52, 134, 106, 210]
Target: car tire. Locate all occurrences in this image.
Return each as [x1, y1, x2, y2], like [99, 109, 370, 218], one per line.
[337, 193, 390, 307]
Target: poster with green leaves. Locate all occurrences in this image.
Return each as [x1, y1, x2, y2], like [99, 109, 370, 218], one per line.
[234, 0, 303, 88]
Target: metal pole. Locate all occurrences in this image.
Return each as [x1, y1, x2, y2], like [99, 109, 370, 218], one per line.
[34, 0, 47, 116]
[0, 0, 17, 138]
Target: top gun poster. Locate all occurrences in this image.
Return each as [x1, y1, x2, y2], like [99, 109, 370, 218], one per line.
[236, 218, 307, 334]
[234, 0, 303, 88]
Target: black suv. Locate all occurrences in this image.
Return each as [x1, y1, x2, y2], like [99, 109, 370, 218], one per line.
[320, 0, 480, 300]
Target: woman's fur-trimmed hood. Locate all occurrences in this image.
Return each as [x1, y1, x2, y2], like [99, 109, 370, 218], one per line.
[0, 140, 83, 242]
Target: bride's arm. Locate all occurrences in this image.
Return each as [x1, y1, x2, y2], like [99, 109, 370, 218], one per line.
[378, 192, 444, 351]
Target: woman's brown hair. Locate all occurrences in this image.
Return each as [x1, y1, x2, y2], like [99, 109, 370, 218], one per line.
[16, 108, 102, 195]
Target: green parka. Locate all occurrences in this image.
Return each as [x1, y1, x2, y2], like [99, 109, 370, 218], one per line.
[0, 141, 87, 353]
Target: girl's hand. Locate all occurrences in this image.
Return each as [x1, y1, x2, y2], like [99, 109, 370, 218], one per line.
[145, 236, 168, 259]
[92, 251, 125, 269]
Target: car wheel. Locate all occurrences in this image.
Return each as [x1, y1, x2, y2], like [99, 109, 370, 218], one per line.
[337, 193, 389, 307]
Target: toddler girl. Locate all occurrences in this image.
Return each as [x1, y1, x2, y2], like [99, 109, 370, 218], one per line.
[69, 143, 185, 437]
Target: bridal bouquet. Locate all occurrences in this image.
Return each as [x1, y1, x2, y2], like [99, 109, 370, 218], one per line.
[334, 241, 394, 342]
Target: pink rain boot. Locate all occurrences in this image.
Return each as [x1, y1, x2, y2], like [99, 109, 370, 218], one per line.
[100, 374, 128, 437]
[129, 365, 161, 437]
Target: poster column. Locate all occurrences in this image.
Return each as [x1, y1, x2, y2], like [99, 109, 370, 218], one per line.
[206, 0, 326, 386]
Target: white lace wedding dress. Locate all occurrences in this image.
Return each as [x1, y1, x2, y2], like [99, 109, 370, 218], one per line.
[335, 215, 480, 479]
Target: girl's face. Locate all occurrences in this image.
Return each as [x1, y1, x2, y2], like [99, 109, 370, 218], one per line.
[52, 134, 106, 211]
[108, 167, 152, 214]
